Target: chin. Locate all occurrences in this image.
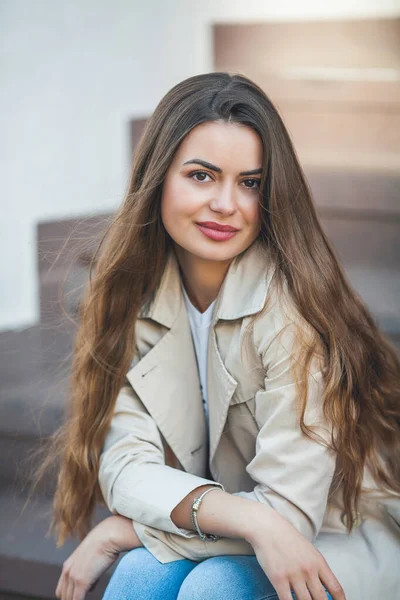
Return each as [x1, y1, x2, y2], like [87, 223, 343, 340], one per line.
[184, 239, 252, 263]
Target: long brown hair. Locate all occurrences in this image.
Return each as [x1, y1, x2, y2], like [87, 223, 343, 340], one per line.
[41, 72, 400, 544]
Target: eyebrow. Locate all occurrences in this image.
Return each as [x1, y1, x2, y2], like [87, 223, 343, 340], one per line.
[182, 158, 262, 177]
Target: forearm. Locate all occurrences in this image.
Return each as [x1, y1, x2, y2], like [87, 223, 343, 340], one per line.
[106, 515, 143, 552]
[170, 485, 275, 544]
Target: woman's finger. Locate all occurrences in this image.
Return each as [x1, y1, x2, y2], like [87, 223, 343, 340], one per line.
[72, 582, 87, 600]
[319, 566, 346, 600]
[290, 578, 312, 600]
[306, 575, 332, 600]
[69, 574, 90, 600]
[65, 576, 75, 600]
[272, 578, 296, 600]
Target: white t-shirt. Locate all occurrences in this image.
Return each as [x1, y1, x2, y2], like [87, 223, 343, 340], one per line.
[181, 283, 216, 425]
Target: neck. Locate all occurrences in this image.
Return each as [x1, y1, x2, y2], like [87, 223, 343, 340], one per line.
[175, 245, 233, 313]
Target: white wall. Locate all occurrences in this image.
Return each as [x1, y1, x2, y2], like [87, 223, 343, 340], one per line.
[1, 0, 399, 330]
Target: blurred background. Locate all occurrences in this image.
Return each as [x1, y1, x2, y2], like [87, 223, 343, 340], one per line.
[1, 1, 399, 598]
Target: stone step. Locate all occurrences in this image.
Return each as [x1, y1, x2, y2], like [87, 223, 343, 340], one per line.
[0, 593, 44, 600]
[0, 485, 117, 599]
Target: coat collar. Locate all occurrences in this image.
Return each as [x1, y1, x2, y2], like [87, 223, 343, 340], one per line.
[140, 239, 275, 328]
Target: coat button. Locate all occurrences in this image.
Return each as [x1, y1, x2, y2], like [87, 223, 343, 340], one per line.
[342, 511, 363, 529]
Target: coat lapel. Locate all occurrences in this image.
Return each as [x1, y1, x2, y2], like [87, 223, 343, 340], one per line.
[126, 252, 208, 476]
[207, 240, 275, 466]
[207, 327, 238, 464]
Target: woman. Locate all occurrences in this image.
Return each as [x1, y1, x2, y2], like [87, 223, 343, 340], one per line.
[52, 73, 400, 600]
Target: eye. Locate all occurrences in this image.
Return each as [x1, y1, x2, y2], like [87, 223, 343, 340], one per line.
[242, 179, 261, 190]
[188, 170, 213, 183]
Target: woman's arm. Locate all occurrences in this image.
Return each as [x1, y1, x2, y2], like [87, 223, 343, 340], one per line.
[55, 490, 344, 600]
[171, 486, 345, 600]
[55, 515, 143, 600]
[233, 314, 336, 542]
[98, 383, 223, 537]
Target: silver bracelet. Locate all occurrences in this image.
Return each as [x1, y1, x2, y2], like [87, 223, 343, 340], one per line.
[191, 487, 221, 542]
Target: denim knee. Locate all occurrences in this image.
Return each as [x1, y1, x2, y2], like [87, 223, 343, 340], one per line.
[177, 555, 275, 600]
[176, 555, 333, 600]
[103, 548, 196, 600]
[112, 547, 156, 579]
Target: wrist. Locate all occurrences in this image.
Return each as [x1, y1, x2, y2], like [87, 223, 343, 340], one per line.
[106, 515, 138, 553]
[240, 501, 276, 546]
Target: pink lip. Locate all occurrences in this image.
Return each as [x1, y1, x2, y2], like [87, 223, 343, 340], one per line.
[196, 223, 239, 241]
[197, 221, 239, 232]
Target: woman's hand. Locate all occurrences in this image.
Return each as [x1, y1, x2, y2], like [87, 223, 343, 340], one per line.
[55, 515, 143, 600]
[248, 510, 345, 600]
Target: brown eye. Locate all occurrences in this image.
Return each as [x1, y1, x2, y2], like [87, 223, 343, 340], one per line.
[242, 179, 261, 190]
[189, 170, 212, 182]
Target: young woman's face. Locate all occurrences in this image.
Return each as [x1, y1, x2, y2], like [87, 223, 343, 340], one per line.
[161, 120, 262, 263]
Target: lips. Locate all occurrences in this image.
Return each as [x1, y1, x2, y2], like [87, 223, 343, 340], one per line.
[196, 221, 239, 232]
[196, 222, 240, 242]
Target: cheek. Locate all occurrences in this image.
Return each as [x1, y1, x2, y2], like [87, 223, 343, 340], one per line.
[242, 198, 261, 229]
[161, 181, 192, 234]
[161, 179, 202, 224]
[161, 181, 181, 222]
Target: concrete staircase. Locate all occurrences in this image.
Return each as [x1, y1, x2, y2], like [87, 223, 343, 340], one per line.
[0, 482, 114, 599]
[0, 323, 118, 598]
[0, 215, 117, 599]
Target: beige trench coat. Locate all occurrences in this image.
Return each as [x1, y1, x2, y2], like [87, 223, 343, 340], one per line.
[99, 240, 400, 599]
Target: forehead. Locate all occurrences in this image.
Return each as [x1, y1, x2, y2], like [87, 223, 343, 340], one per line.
[173, 121, 263, 168]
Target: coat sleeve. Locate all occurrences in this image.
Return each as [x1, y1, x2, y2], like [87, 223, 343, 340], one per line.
[232, 309, 337, 542]
[98, 383, 223, 538]
[116, 312, 336, 562]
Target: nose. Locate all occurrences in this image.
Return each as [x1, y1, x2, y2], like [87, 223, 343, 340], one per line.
[209, 181, 236, 216]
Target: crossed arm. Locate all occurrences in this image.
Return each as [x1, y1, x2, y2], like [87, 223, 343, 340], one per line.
[56, 315, 345, 600]
[55, 482, 344, 600]
[56, 377, 344, 598]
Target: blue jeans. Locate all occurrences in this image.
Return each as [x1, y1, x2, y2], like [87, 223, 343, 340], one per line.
[103, 547, 333, 599]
